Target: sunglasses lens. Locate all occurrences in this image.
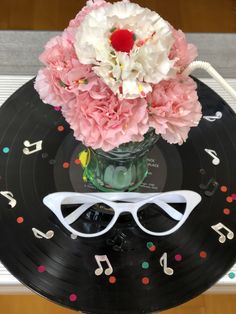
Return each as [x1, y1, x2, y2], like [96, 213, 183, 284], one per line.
[137, 202, 186, 233]
[61, 203, 115, 235]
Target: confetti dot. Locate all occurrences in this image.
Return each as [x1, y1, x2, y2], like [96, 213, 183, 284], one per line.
[71, 234, 77, 240]
[2, 147, 10, 154]
[69, 294, 78, 302]
[232, 194, 236, 201]
[223, 208, 231, 215]
[63, 162, 70, 169]
[74, 159, 81, 165]
[54, 106, 61, 111]
[142, 277, 150, 285]
[41, 153, 48, 159]
[142, 262, 149, 269]
[57, 125, 64, 132]
[226, 196, 233, 203]
[147, 242, 156, 252]
[220, 186, 228, 193]
[38, 265, 46, 273]
[109, 276, 117, 284]
[17, 217, 24, 224]
[200, 251, 207, 259]
[175, 254, 183, 262]
[228, 272, 236, 279]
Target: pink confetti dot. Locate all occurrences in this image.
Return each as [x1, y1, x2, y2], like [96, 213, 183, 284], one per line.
[38, 265, 46, 273]
[175, 254, 183, 262]
[54, 106, 61, 111]
[69, 294, 78, 302]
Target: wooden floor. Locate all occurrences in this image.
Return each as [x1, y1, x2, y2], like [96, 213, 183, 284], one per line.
[0, 294, 236, 314]
[1, 0, 236, 32]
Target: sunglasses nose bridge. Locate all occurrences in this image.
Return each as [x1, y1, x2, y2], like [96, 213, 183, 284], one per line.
[114, 202, 133, 212]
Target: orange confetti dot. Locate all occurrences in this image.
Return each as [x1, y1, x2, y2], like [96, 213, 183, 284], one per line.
[74, 159, 81, 165]
[17, 217, 24, 224]
[109, 276, 117, 284]
[142, 277, 150, 285]
[223, 208, 231, 215]
[57, 125, 64, 132]
[149, 245, 156, 252]
[220, 186, 228, 193]
[200, 251, 207, 259]
[63, 162, 70, 169]
[227, 196, 233, 203]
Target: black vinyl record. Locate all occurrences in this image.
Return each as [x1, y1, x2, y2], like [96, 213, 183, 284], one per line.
[0, 78, 236, 314]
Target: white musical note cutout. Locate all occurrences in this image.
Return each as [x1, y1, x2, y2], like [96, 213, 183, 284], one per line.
[203, 111, 222, 122]
[32, 228, 54, 240]
[0, 191, 17, 208]
[204, 149, 220, 166]
[160, 252, 174, 276]
[94, 255, 113, 276]
[23, 140, 43, 155]
[211, 223, 234, 244]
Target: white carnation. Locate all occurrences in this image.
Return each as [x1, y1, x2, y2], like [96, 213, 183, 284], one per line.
[75, 1, 176, 99]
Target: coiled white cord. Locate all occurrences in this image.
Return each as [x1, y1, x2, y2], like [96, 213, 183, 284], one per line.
[183, 61, 236, 101]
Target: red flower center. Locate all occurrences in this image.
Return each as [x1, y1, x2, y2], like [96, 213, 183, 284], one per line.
[110, 29, 135, 53]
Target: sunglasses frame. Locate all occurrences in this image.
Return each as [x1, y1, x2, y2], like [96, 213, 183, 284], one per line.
[43, 191, 201, 238]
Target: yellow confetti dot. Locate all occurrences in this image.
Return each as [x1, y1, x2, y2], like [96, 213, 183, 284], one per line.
[83, 174, 87, 182]
[79, 149, 91, 168]
[138, 84, 143, 92]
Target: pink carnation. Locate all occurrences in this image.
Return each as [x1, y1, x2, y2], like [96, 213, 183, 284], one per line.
[169, 26, 198, 70]
[35, 35, 105, 107]
[147, 76, 202, 145]
[62, 90, 149, 151]
[34, 67, 74, 107]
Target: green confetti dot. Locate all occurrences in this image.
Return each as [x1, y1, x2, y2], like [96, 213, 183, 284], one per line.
[147, 242, 154, 249]
[142, 262, 149, 269]
[228, 272, 235, 279]
[2, 147, 10, 154]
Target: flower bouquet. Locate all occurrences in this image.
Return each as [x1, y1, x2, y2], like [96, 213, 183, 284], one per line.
[35, 0, 236, 191]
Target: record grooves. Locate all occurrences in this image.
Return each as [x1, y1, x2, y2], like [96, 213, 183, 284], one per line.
[0, 78, 236, 313]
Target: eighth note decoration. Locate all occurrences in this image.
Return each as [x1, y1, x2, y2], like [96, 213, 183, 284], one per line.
[94, 255, 113, 276]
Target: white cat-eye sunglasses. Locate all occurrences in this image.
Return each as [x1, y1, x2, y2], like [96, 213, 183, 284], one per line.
[43, 191, 201, 238]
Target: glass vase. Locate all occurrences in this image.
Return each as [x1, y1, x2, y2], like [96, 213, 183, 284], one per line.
[82, 129, 159, 192]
